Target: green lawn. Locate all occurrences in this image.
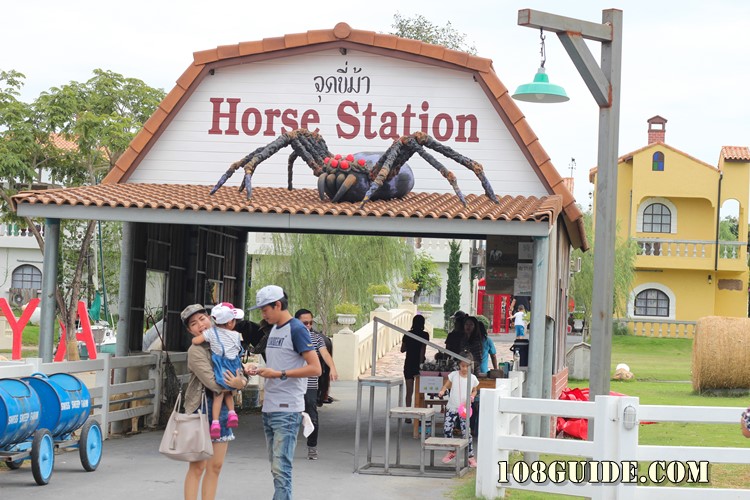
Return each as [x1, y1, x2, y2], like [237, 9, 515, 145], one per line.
[447, 335, 750, 499]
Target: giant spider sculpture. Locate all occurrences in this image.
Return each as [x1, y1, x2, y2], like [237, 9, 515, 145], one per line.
[210, 128, 499, 207]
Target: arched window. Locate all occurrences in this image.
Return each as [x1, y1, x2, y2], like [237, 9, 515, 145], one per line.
[652, 151, 665, 171]
[643, 203, 671, 233]
[634, 289, 669, 317]
[11, 264, 42, 290]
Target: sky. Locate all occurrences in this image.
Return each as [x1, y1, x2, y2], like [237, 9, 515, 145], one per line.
[4, 0, 750, 208]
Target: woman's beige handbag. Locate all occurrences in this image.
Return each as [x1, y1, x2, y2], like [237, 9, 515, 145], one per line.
[158, 391, 214, 462]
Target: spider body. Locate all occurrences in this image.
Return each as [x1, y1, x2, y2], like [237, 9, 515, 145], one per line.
[210, 128, 498, 207]
[318, 152, 414, 203]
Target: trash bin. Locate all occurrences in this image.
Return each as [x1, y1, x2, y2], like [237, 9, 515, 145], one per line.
[510, 338, 529, 367]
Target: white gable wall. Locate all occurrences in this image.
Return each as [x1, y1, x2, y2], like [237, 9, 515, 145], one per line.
[129, 49, 548, 198]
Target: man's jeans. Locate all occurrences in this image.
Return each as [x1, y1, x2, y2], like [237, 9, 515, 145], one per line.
[262, 412, 302, 500]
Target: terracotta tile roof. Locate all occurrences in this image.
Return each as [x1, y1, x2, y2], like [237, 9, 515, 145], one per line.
[722, 146, 750, 161]
[50, 133, 78, 151]
[98, 22, 585, 249]
[12, 185, 561, 223]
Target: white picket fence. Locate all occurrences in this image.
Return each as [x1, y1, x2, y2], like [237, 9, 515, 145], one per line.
[0, 352, 190, 438]
[476, 387, 750, 499]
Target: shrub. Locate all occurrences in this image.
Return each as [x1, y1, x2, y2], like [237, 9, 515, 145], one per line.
[417, 303, 433, 312]
[613, 321, 631, 336]
[367, 284, 391, 295]
[399, 279, 418, 291]
[335, 302, 361, 315]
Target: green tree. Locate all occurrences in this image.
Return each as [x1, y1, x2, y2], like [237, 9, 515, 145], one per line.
[390, 13, 477, 54]
[249, 234, 413, 333]
[1, 69, 164, 359]
[411, 251, 440, 304]
[443, 240, 462, 326]
[570, 212, 637, 328]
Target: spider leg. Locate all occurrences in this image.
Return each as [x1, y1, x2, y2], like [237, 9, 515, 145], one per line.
[359, 141, 403, 207]
[212, 133, 296, 199]
[414, 132, 499, 203]
[317, 174, 329, 200]
[407, 138, 466, 206]
[287, 152, 298, 191]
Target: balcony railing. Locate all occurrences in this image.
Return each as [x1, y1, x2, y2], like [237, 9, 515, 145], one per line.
[635, 238, 745, 260]
[615, 318, 696, 339]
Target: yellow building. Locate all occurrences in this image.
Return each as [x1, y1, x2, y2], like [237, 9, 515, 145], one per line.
[590, 116, 749, 337]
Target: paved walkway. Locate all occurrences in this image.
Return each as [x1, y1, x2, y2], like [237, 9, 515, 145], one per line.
[0, 337, 516, 499]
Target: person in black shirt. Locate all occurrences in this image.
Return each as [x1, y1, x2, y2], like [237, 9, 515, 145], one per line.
[402, 315, 430, 418]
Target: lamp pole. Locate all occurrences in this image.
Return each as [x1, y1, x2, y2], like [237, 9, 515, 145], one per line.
[517, 9, 623, 398]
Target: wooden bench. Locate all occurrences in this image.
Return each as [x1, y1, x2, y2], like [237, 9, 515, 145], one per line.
[424, 437, 470, 477]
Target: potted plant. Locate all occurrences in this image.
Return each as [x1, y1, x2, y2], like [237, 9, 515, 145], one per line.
[367, 284, 391, 311]
[416, 303, 433, 319]
[334, 302, 361, 334]
[399, 279, 418, 302]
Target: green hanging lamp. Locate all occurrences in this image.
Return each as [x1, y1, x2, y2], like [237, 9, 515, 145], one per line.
[512, 29, 569, 103]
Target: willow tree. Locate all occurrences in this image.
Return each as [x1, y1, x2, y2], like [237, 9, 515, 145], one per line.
[249, 234, 413, 333]
[570, 211, 637, 328]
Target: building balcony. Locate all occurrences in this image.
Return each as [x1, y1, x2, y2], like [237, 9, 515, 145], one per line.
[0, 223, 44, 250]
[634, 238, 747, 272]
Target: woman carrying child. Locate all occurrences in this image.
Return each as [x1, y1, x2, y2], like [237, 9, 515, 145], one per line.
[191, 302, 245, 438]
[437, 352, 479, 468]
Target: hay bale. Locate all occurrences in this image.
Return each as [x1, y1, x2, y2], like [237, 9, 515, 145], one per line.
[692, 316, 750, 391]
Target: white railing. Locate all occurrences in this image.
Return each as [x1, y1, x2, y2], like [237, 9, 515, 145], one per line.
[616, 318, 697, 339]
[476, 391, 750, 499]
[0, 223, 44, 238]
[332, 305, 416, 380]
[635, 238, 745, 260]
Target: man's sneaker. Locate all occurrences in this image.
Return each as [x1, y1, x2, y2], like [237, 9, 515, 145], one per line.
[210, 420, 221, 439]
[468, 457, 477, 468]
[441, 451, 456, 464]
[308, 447, 318, 460]
[227, 411, 239, 428]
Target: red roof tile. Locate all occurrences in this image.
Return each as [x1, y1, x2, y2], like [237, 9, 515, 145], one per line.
[722, 146, 750, 161]
[13, 185, 562, 224]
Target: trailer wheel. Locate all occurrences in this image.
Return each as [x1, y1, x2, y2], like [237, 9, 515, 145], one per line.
[79, 420, 103, 471]
[31, 429, 54, 485]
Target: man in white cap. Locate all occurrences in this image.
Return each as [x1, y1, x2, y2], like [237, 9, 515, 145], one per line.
[246, 285, 321, 500]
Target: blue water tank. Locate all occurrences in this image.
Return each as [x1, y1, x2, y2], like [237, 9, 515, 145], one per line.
[0, 378, 41, 448]
[22, 373, 91, 437]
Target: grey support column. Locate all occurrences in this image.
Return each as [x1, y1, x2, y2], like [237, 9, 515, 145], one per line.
[115, 222, 136, 381]
[39, 218, 60, 363]
[526, 234, 550, 437]
[540, 316, 555, 436]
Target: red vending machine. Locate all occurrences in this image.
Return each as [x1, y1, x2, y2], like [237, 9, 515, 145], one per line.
[476, 278, 512, 334]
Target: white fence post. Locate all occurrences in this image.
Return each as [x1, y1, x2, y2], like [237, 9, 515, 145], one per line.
[95, 353, 111, 437]
[477, 387, 504, 499]
[615, 396, 639, 500]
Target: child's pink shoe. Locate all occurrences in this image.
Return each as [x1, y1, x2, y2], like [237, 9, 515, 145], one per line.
[227, 411, 239, 428]
[210, 420, 221, 439]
